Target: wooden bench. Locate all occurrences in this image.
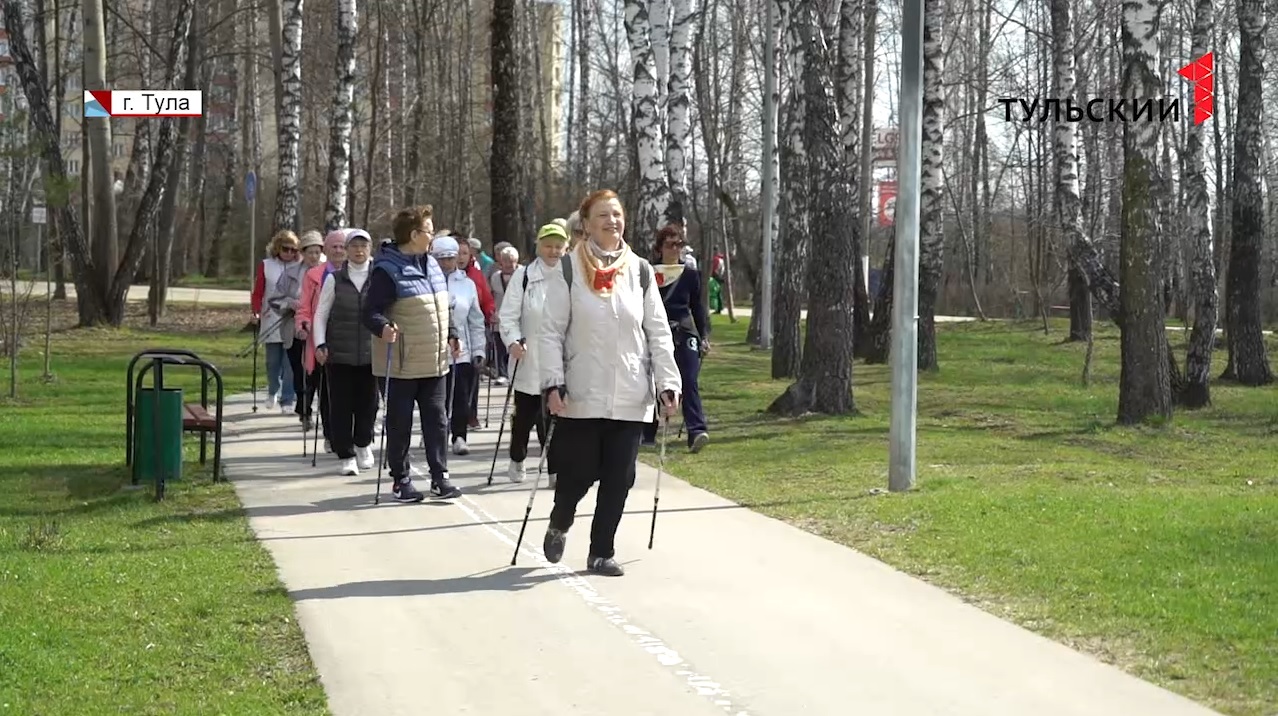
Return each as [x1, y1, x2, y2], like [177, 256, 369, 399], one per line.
[182, 402, 218, 431]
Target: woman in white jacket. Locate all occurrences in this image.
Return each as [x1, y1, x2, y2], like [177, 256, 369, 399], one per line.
[539, 190, 682, 577]
[498, 222, 570, 485]
[431, 236, 487, 456]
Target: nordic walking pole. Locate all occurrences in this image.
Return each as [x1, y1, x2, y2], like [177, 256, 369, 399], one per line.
[486, 355, 521, 486]
[251, 331, 260, 413]
[649, 400, 671, 550]
[484, 331, 494, 428]
[301, 363, 309, 457]
[374, 336, 395, 504]
[310, 367, 322, 467]
[511, 409, 559, 566]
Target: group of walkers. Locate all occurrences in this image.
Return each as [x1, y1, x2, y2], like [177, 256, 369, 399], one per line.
[248, 190, 714, 576]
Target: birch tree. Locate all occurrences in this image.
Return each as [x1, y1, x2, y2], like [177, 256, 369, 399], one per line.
[915, 0, 946, 371]
[1222, 0, 1273, 385]
[664, 0, 695, 224]
[1179, 0, 1218, 407]
[324, 0, 358, 231]
[273, 0, 304, 233]
[1116, 0, 1172, 424]
[768, 0, 857, 416]
[491, 0, 521, 244]
[1049, 0, 1091, 344]
[84, 0, 118, 317]
[771, 0, 807, 379]
[625, 0, 673, 240]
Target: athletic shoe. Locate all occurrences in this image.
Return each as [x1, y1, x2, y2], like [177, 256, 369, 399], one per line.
[507, 460, 525, 483]
[324, 439, 332, 454]
[266, 395, 279, 411]
[393, 478, 425, 503]
[543, 527, 567, 563]
[690, 432, 709, 453]
[452, 437, 470, 456]
[355, 445, 374, 470]
[339, 458, 359, 476]
[587, 555, 624, 577]
[430, 475, 462, 499]
[301, 415, 314, 432]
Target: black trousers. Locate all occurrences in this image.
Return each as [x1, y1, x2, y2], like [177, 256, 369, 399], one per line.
[449, 362, 477, 440]
[508, 390, 556, 472]
[385, 375, 448, 481]
[548, 418, 644, 560]
[287, 341, 329, 434]
[326, 362, 378, 459]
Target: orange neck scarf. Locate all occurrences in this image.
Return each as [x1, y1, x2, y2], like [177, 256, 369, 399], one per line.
[575, 239, 634, 297]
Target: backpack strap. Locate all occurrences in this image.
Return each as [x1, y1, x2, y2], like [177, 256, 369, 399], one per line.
[639, 260, 651, 294]
[562, 253, 574, 292]
[521, 264, 529, 292]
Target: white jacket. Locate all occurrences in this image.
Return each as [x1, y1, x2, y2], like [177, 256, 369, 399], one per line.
[498, 260, 558, 396]
[446, 269, 487, 365]
[539, 252, 682, 423]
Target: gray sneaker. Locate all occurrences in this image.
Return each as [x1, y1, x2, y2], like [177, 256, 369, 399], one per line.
[543, 527, 567, 563]
[587, 555, 624, 577]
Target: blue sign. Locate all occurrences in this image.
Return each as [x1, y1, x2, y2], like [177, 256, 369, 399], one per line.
[245, 171, 257, 203]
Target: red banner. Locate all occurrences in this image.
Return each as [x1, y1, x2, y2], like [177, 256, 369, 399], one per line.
[878, 180, 897, 227]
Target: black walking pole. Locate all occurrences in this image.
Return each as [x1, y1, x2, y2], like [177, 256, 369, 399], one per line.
[511, 406, 559, 566]
[373, 338, 395, 504]
[251, 334, 260, 413]
[300, 360, 308, 456]
[311, 365, 323, 467]
[485, 355, 521, 486]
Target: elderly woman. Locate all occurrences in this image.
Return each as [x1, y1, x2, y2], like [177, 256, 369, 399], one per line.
[251, 230, 302, 412]
[539, 190, 682, 577]
[488, 244, 520, 385]
[313, 229, 377, 476]
[645, 223, 711, 453]
[432, 236, 487, 456]
[497, 223, 568, 484]
[270, 230, 326, 428]
[295, 228, 347, 450]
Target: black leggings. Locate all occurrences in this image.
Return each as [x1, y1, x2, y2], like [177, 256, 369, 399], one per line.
[508, 390, 557, 473]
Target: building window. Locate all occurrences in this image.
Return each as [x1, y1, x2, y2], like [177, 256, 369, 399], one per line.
[66, 159, 80, 175]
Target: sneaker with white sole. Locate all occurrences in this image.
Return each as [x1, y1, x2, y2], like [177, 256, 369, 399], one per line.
[507, 460, 525, 483]
[266, 395, 279, 411]
[339, 457, 359, 476]
[452, 437, 470, 455]
[324, 439, 333, 454]
[356, 445, 374, 469]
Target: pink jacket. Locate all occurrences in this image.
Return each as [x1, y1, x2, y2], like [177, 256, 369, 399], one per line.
[296, 261, 338, 374]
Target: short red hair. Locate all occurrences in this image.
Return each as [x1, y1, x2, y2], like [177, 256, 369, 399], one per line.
[578, 189, 621, 222]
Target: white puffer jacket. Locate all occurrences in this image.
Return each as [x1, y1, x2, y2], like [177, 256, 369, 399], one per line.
[498, 259, 558, 396]
[446, 269, 487, 366]
[539, 251, 682, 423]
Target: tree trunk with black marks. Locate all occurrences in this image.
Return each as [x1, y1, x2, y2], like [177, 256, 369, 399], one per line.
[1116, 0, 1172, 424]
[1222, 0, 1273, 386]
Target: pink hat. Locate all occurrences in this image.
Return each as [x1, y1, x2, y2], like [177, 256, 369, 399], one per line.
[323, 229, 348, 247]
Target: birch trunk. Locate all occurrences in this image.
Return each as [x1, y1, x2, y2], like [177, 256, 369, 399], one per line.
[491, 0, 520, 243]
[83, 0, 118, 324]
[1222, 0, 1272, 385]
[836, 0, 869, 349]
[915, 0, 945, 371]
[768, 0, 857, 416]
[210, 0, 242, 277]
[1179, 0, 1218, 406]
[273, 0, 304, 233]
[1116, 0, 1172, 423]
[664, 0, 694, 224]
[625, 0, 672, 240]
[1050, 0, 1093, 347]
[771, 0, 806, 380]
[324, 0, 358, 231]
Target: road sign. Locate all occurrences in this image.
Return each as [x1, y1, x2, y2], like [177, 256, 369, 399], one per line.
[31, 206, 46, 225]
[245, 170, 257, 203]
[873, 127, 899, 165]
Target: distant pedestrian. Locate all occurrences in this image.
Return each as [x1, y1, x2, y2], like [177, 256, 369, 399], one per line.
[431, 235, 487, 456]
[270, 230, 326, 428]
[645, 223, 711, 453]
[488, 244, 520, 384]
[295, 228, 348, 450]
[314, 229, 377, 476]
[251, 230, 302, 412]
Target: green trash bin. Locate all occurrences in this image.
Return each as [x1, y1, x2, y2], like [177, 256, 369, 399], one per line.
[134, 387, 184, 482]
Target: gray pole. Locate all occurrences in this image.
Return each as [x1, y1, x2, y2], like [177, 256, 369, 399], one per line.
[888, 0, 924, 492]
[758, 0, 777, 349]
[249, 201, 256, 289]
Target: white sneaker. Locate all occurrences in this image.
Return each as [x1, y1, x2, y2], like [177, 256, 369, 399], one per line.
[324, 439, 332, 454]
[508, 460, 525, 483]
[452, 437, 470, 455]
[266, 394, 279, 411]
[339, 457, 359, 476]
[356, 445, 374, 469]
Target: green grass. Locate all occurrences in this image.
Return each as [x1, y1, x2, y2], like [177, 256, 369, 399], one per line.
[649, 316, 1278, 716]
[0, 312, 329, 715]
